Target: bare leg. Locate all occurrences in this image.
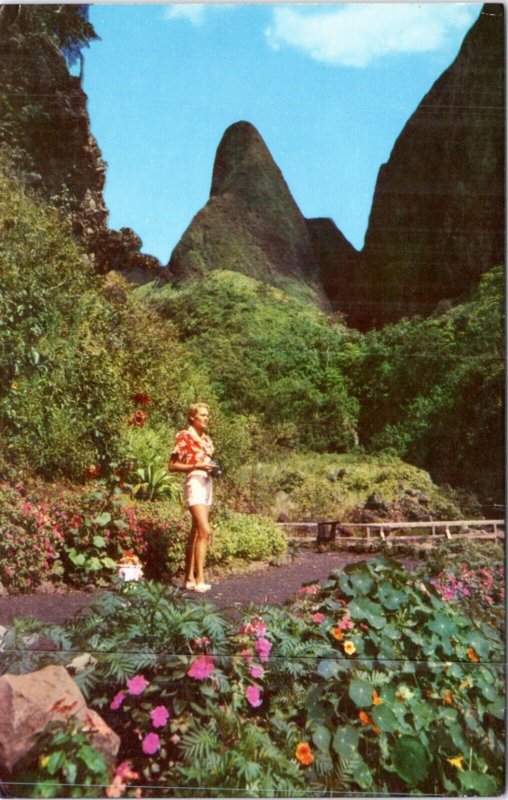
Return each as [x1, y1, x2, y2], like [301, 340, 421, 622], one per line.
[184, 519, 198, 584]
[189, 504, 210, 585]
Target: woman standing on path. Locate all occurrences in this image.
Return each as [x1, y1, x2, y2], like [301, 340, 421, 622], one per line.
[169, 403, 215, 593]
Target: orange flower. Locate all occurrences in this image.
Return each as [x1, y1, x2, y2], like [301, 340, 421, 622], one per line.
[466, 647, 479, 662]
[358, 711, 372, 726]
[295, 742, 314, 766]
[343, 641, 356, 655]
[372, 725, 381, 735]
[443, 690, 453, 705]
[128, 409, 148, 428]
[331, 627, 343, 640]
[372, 690, 383, 706]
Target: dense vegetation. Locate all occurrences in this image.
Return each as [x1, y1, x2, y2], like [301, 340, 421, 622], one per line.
[4, 554, 504, 797]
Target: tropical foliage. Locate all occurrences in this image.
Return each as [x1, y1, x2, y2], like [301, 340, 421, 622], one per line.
[5, 557, 504, 797]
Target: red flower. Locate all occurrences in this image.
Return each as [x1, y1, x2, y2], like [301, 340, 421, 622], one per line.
[84, 464, 101, 479]
[128, 409, 148, 428]
[131, 392, 150, 405]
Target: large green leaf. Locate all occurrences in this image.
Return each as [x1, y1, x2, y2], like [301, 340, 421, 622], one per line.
[376, 580, 408, 610]
[345, 563, 374, 595]
[317, 659, 341, 679]
[349, 598, 386, 629]
[333, 725, 359, 759]
[459, 770, 500, 796]
[312, 724, 331, 753]
[348, 678, 372, 708]
[371, 704, 398, 733]
[93, 512, 111, 527]
[392, 736, 430, 786]
[427, 612, 457, 638]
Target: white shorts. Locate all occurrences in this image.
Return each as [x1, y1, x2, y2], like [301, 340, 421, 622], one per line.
[185, 473, 213, 508]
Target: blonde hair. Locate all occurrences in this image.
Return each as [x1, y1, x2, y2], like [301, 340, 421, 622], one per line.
[187, 402, 210, 424]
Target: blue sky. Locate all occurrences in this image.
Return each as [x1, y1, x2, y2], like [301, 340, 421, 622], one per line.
[84, 3, 480, 264]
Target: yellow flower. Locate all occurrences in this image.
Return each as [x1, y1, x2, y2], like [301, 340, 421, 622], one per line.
[372, 689, 383, 706]
[343, 641, 356, 655]
[460, 677, 473, 689]
[39, 755, 50, 768]
[443, 690, 453, 705]
[447, 756, 465, 770]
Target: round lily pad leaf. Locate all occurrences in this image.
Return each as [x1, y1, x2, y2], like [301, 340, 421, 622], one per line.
[372, 704, 398, 733]
[333, 725, 359, 758]
[312, 724, 331, 753]
[392, 736, 430, 786]
[348, 678, 373, 708]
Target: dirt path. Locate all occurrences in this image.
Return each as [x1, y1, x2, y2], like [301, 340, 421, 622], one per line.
[0, 550, 416, 627]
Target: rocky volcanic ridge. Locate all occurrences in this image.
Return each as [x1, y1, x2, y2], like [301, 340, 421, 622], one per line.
[166, 5, 503, 329]
[0, 4, 160, 280]
[336, 3, 505, 328]
[166, 121, 328, 304]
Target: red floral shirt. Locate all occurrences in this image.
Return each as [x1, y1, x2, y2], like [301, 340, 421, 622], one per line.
[171, 428, 214, 469]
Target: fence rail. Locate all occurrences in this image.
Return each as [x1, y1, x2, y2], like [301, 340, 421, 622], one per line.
[316, 519, 505, 544]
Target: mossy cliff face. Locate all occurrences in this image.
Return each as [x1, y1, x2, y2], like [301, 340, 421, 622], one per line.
[0, 5, 160, 279]
[166, 121, 326, 303]
[323, 4, 505, 329]
[0, 5, 107, 237]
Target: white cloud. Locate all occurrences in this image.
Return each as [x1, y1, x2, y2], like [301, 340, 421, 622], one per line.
[265, 4, 479, 68]
[164, 4, 207, 26]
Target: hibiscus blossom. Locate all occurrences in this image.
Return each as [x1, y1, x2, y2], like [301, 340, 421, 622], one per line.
[246, 685, 263, 707]
[187, 655, 215, 680]
[127, 675, 149, 696]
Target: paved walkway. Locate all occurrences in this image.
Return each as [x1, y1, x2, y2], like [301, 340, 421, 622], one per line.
[0, 550, 415, 627]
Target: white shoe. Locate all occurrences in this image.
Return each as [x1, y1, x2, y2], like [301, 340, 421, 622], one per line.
[194, 583, 212, 593]
[183, 581, 196, 590]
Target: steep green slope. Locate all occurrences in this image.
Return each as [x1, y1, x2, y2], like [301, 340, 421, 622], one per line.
[345, 267, 504, 501]
[0, 164, 212, 478]
[140, 270, 359, 453]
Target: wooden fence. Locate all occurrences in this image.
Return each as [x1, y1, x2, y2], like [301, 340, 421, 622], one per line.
[277, 520, 505, 545]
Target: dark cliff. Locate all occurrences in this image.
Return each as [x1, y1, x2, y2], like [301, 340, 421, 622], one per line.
[0, 4, 160, 279]
[328, 4, 505, 328]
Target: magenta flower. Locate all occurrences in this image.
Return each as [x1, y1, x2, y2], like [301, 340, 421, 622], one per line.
[250, 665, 265, 679]
[150, 705, 170, 728]
[246, 685, 263, 708]
[127, 675, 149, 696]
[110, 691, 126, 710]
[312, 613, 325, 623]
[255, 637, 272, 664]
[338, 616, 353, 631]
[298, 584, 319, 596]
[142, 732, 161, 755]
[187, 654, 215, 680]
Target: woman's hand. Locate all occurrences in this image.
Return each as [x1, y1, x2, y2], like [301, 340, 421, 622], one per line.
[192, 462, 213, 473]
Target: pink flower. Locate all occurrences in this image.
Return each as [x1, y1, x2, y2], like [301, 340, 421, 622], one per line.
[338, 616, 353, 631]
[255, 637, 272, 664]
[141, 733, 161, 755]
[115, 762, 139, 780]
[110, 691, 126, 710]
[187, 655, 215, 680]
[240, 618, 267, 637]
[150, 705, 170, 728]
[250, 665, 265, 679]
[312, 613, 325, 623]
[194, 637, 211, 648]
[127, 675, 149, 696]
[240, 648, 253, 664]
[298, 584, 319, 596]
[246, 685, 263, 708]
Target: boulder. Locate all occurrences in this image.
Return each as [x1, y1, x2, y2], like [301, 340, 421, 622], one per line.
[0, 665, 120, 772]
